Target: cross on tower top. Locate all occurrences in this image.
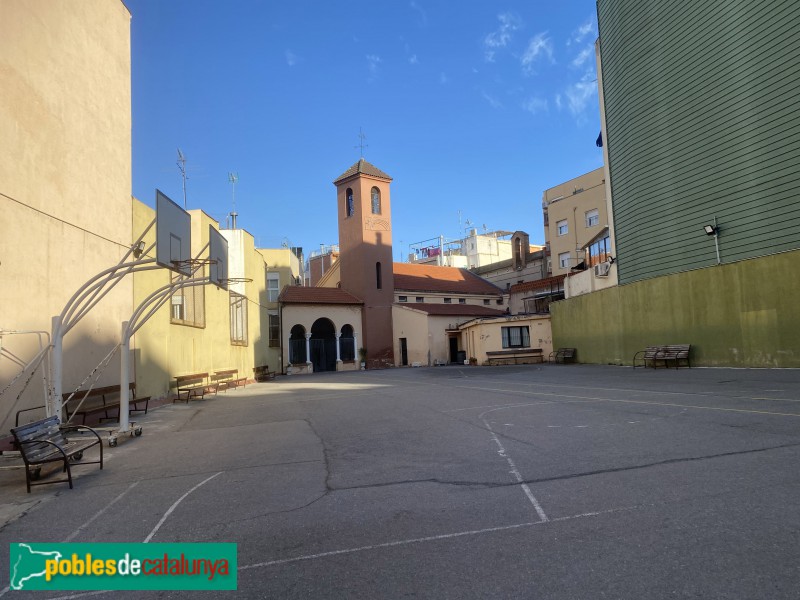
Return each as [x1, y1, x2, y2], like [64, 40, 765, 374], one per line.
[355, 127, 368, 158]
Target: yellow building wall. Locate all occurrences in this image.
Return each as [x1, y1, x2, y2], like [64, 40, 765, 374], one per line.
[0, 1, 133, 431]
[461, 315, 553, 364]
[392, 306, 431, 365]
[543, 168, 608, 276]
[131, 200, 271, 399]
[256, 248, 304, 374]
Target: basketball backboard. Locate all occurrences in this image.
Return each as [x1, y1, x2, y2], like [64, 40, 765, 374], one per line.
[208, 225, 229, 290]
[156, 190, 191, 276]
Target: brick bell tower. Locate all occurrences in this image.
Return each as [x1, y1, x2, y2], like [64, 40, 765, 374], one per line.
[333, 158, 395, 368]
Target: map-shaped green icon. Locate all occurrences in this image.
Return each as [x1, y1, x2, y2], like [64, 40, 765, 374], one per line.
[10, 543, 63, 590]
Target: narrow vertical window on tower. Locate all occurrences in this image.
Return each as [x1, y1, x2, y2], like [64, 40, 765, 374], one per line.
[376, 262, 382, 289]
[371, 187, 381, 214]
[346, 188, 354, 217]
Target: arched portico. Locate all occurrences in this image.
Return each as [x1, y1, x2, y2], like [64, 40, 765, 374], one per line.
[310, 318, 337, 372]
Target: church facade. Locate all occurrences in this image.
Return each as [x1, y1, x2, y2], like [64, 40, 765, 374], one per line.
[279, 159, 508, 372]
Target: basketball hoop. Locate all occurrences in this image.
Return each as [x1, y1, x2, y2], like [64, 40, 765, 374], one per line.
[217, 277, 253, 286]
[171, 258, 215, 271]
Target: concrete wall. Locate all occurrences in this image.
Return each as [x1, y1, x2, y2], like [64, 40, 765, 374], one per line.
[550, 249, 800, 368]
[0, 1, 133, 430]
[565, 264, 618, 298]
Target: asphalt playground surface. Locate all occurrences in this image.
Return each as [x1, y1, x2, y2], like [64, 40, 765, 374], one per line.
[1, 363, 800, 599]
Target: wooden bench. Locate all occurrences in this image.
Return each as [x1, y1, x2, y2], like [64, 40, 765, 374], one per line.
[485, 349, 544, 365]
[173, 372, 217, 403]
[15, 383, 150, 427]
[633, 346, 664, 369]
[661, 344, 691, 369]
[633, 344, 692, 369]
[213, 369, 248, 391]
[253, 365, 276, 382]
[11, 416, 103, 493]
[548, 348, 576, 364]
[64, 383, 150, 424]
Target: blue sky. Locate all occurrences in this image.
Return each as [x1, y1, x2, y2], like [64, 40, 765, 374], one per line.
[127, 0, 603, 262]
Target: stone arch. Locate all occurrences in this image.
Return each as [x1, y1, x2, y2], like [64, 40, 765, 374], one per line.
[289, 324, 306, 363]
[310, 318, 337, 372]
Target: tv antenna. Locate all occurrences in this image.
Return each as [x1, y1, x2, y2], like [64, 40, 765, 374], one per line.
[355, 127, 368, 158]
[228, 172, 239, 229]
[177, 148, 188, 208]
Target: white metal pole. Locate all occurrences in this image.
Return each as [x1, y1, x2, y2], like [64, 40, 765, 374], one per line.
[50, 315, 63, 419]
[119, 321, 130, 433]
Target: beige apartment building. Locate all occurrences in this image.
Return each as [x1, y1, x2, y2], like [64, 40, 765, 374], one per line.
[0, 1, 134, 432]
[542, 167, 609, 277]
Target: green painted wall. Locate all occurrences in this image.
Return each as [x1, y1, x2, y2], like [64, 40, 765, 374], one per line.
[598, 0, 800, 284]
[551, 249, 800, 368]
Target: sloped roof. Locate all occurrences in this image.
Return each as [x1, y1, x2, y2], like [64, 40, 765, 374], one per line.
[509, 274, 567, 294]
[333, 158, 392, 184]
[279, 286, 362, 304]
[393, 262, 504, 295]
[397, 303, 507, 317]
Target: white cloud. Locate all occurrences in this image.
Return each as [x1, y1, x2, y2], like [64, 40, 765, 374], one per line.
[522, 97, 548, 115]
[484, 12, 521, 61]
[555, 93, 563, 111]
[568, 17, 595, 46]
[410, 1, 428, 26]
[285, 50, 298, 66]
[563, 71, 598, 120]
[366, 54, 382, 76]
[482, 91, 503, 109]
[409, 54, 419, 65]
[571, 45, 593, 69]
[521, 32, 554, 74]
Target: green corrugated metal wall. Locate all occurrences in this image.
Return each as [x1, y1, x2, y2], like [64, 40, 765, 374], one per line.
[598, 0, 800, 284]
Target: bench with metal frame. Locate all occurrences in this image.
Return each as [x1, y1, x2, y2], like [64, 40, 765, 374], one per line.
[173, 372, 216, 402]
[253, 365, 277, 382]
[633, 344, 692, 369]
[213, 368, 248, 391]
[15, 383, 150, 427]
[660, 344, 691, 369]
[11, 416, 103, 493]
[485, 349, 544, 365]
[548, 348, 576, 364]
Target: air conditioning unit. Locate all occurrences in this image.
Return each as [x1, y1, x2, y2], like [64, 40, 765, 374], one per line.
[594, 262, 611, 277]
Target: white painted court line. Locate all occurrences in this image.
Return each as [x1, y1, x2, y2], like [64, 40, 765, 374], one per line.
[447, 385, 800, 419]
[239, 505, 635, 571]
[63, 481, 140, 543]
[479, 407, 548, 522]
[143, 472, 222, 543]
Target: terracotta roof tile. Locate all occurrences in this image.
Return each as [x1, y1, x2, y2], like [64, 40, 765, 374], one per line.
[397, 303, 507, 317]
[333, 159, 392, 184]
[393, 263, 504, 295]
[509, 274, 567, 294]
[279, 286, 362, 304]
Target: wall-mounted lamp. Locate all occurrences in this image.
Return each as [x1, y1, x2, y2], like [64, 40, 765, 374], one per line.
[703, 218, 721, 264]
[132, 241, 146, 259]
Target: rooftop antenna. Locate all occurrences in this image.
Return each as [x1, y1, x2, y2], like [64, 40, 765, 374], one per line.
[355, 127, 368, 158]
[228, 172, 239, 229]
[177, 148, 188, 209]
